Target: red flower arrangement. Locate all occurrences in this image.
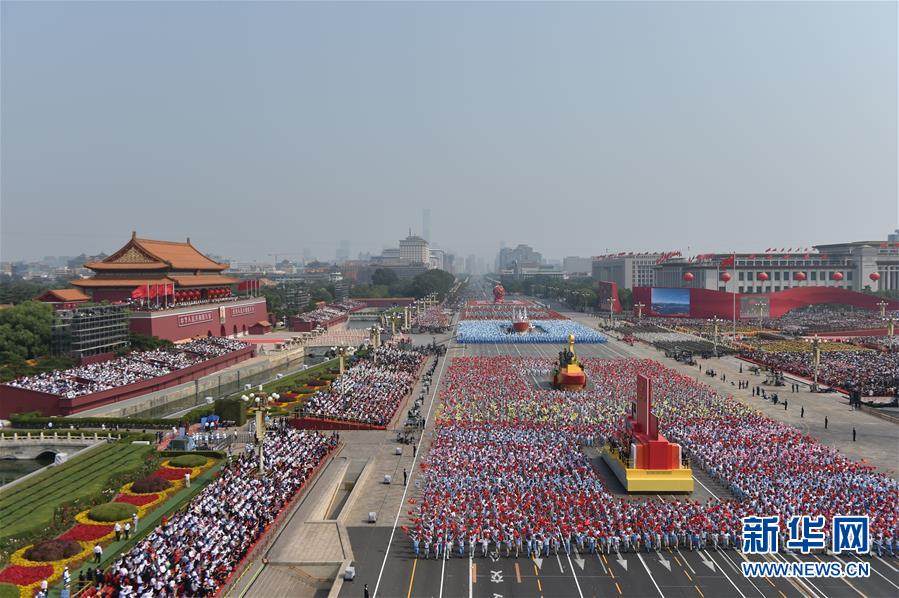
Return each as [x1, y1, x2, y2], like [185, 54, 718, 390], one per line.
[114, 493, 161, 507]
[0, 564, 54, 586]
[58, 524, 115, 542]
[152, 467, 191, 481]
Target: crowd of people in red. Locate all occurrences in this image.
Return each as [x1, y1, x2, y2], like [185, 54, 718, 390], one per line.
[408, 357, 899, 558]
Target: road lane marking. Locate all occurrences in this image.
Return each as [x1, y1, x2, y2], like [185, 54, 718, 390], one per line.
[564, 551, 585, 598]
[373, 353, 448, 598]
[675, 547, 696, 574]
[695, 585, 705, 598]
[874, 554, 899, 574]
[406, 558, 417, 598]
[783, 552, 830, 598]
[637, 553, 665, 598]
[719, 550, 766, 598]
[704, 551, 748, 598]
[765, 552, 822, 598]
[810, 553, 866, 597]
[850, 553, 899, 592]
[692, 474, 720, 500]
[515, 561, 522, 583]
[684, 569, 693, 582]
[594, 551, 608, 574]
[438, 536, 448, 598]
[615, 581, 622, 595]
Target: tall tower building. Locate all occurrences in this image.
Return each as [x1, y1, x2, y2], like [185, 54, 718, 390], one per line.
[399, 232, 430, 265]
[423, 209, 431, 242]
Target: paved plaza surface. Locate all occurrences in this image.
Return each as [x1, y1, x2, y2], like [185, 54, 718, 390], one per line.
[235, 306, 899, 598]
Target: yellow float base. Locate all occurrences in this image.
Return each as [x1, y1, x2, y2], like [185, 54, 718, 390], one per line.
[602, 449, 694, 493]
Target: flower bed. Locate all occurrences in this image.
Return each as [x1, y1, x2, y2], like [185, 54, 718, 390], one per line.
[22, 541, 81, 563]
[113, 493, 162, 508]
[57, 524, 115, 543]
[0, 455, 215, 597]
[0, 566, 53, 593]
[151, 466, 192, 481]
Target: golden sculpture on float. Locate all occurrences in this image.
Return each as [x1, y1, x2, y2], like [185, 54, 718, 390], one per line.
[552, 334, 587, 390]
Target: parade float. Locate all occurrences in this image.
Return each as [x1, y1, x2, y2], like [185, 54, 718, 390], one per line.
[551, 334, 588, 390]
[492, 283, 505, 303]
[602, 374, 693, 492]
[511, 306, 530, 333]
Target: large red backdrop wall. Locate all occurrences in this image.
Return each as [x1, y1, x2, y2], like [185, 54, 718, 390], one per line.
[630, 286, 899, 319]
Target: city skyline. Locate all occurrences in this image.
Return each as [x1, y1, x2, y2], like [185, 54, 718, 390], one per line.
[2, 1, 897, 264]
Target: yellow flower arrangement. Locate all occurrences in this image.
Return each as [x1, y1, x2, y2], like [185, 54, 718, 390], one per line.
[8, 541, 93, 597]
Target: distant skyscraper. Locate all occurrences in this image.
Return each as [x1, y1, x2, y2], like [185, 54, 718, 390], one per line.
[423, 208, 431, 242]
[336, 240, 350, 263]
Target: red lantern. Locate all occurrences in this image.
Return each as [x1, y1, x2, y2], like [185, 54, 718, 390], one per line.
[683, 272, 694, 282]
[720, 272, 732, 282]
[794, 272, 806, 281]
[757, 272, 769, 281]
[870, 272, 881, 282]
[832, 272, 844, 281]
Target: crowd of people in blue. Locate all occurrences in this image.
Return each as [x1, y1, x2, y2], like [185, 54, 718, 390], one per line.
[455, 319, 607, 344]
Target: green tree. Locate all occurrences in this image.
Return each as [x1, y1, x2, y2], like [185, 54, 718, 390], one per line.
[371, 268, 400, 287]
[410, 269, 455, 299]
[309, 287, 333, 305]
[128, 331, 174, 351]
[0, 301, 54, 359]
[260, 285, 288, 319]
[618, 288, 633, 310]
[0, 277, 73, 305]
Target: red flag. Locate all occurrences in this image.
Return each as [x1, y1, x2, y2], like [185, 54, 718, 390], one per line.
[720, 255, 735, 268]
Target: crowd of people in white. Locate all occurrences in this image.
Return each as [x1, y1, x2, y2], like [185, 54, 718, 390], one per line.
[302, 346, 425, 425]
[740, 349, 899, 396]
[770, 306, 899, 334]
[83, 429, 337, 597]
[6, 338, 248, 399]
[412, 306, 450, 332]
[291, 300, 363, 326]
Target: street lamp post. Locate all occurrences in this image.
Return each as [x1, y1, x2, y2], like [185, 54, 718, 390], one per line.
[876, 300, 888, 318]
[635, 302, 646, 320]
[606, 297, 615, 327]
[811, 334, 821, 392]
[711, 316, 720, 357]
[887, 317, 895, 352]
[246, 393, 273, 475]
[333, 345, 349, 375]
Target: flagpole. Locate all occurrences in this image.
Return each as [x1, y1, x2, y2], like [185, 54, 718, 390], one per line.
[732, 251, 737, 338]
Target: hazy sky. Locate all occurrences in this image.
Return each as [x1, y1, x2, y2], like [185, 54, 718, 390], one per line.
[2, 1, 897, 264]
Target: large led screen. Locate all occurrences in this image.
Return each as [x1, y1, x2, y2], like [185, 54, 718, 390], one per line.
[650, 287, 691, 316]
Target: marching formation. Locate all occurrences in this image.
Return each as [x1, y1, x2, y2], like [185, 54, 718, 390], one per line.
[455, 320, 607, 344]
[408, 357, 899, 558]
